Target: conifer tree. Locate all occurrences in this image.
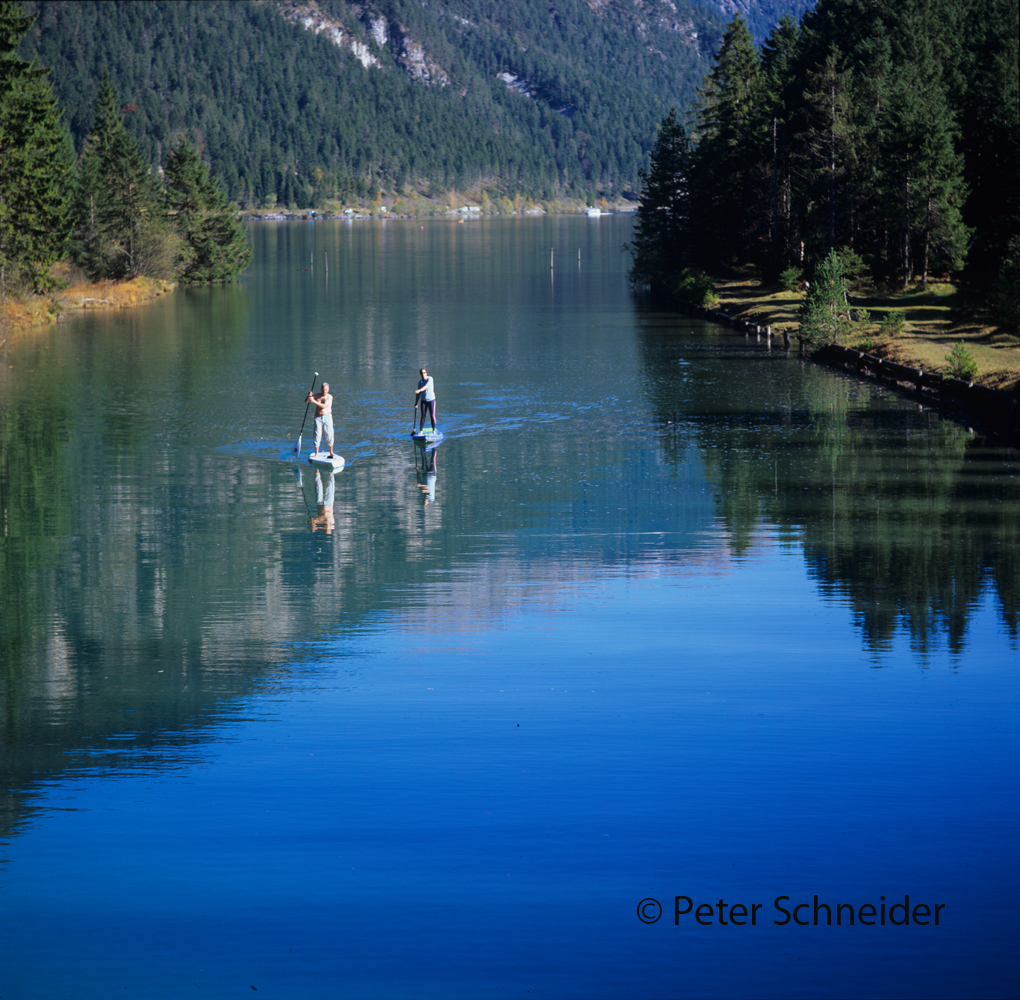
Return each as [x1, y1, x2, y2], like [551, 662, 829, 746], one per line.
[164, 135, 250, 283]
[882, 20, 969, 289]
[690, 14, 765, 267]
[627, 109, 692, 291]
[0, 0, 73, 296]
[798, 249, 864, 345]
[797, 49, 861, 257]
[70, 76, 175, 280]
[759, 13, 802, 275]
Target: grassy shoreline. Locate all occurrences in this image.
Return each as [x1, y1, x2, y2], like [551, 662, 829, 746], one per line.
[712, 272, 1020, 395]
[1, 263, 176, 343]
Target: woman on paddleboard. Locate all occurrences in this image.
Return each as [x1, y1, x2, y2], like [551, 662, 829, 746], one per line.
[415, 368, 437, 434]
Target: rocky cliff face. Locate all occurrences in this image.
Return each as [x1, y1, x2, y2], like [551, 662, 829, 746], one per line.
[272, 1, 815, 90]
[698, 0, 816, 40]
[273, 0, 449, 82]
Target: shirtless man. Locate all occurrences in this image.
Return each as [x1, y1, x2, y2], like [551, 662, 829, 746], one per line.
[306, 381, 335, 458]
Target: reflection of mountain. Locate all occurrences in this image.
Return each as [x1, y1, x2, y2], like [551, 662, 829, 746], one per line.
[0, 335, 722, 843]
[635, 310, 1020, 655]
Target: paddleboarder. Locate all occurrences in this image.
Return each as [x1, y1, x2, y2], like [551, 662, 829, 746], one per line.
[306, 381, 336, 458]
[415, 367, 436, 434]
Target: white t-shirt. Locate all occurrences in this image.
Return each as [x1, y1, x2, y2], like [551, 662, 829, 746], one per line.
[418, 376, 435, 401]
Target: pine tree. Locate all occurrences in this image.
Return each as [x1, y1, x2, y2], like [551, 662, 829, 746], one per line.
[164, 134, 250, 283]
[957, 0, 1020, 283]
[690, 14, 765, 267]
[798, 249, 867, 345]
[759, 13, 802, 276]
[797, 47, 861, 258]
[69, 75, 175, 280]
[0, 1, 73, 296]
[627, 109, 692, 291]
[882, 17, 969, 289]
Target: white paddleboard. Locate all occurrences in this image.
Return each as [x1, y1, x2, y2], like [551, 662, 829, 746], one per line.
[308, 452, 345, 470]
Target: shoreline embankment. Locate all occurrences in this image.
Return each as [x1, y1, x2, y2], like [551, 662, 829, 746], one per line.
[0, 275, 176, 345]
[658, 291, 1020, 447]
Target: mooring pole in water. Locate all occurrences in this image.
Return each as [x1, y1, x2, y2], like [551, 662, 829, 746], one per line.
[324, 251, 328, 275]
[550, 247, 554, 269]
[783, 329, 791, 348]
[577, 248, 581, 266]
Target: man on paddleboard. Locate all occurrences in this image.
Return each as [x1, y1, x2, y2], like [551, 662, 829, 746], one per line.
[306, 382, 336, 458]
[415, 368, 437, 434]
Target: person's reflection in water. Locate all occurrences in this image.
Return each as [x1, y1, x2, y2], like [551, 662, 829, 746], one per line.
[309, 470, 336, 533]
[416, 447, 438, 505]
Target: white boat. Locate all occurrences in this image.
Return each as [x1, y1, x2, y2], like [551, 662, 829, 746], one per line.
[585, 207, 602, 217]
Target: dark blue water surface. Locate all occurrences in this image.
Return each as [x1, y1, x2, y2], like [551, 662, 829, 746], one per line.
[1, 216, 1017, 998]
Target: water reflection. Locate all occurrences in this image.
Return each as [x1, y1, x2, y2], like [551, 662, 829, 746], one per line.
[2, 216, 1017, 847]
[415, 442, 439, 506]
[305, 469, 337, 534]
[635, 311, 1020, 656]
[2, 218, 1016, 997]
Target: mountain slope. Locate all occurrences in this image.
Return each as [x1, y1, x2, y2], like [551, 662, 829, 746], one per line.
[19, 0, 809, 207]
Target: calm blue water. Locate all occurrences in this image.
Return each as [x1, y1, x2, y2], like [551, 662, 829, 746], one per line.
[0, 216, 1017, 998]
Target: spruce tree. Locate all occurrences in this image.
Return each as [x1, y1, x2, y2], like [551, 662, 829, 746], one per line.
[164, 135, 251, 283]
[690, 14, 765, 267]
[69, 76, 173, 280]
[957, 0, 1020, 283]
[0, 0, 73, 296]
[795, 46, 870, 262]
[627, 109, 692, 291]
[882, 20, 969, 289]
[759, 13, 802, 275]
[798, 249, 866, 345]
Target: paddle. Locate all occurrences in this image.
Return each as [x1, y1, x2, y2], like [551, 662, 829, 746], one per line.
[294, 372, 319, 454]
[410, 399, 419, 434]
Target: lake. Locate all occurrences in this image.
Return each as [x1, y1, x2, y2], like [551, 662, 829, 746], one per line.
[1, 215, 1017, 998]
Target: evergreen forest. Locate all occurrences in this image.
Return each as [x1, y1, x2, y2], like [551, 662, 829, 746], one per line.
[18, 0, 732, 208]
[630, 0, 1019, 296]
[0, 1, 249, 293]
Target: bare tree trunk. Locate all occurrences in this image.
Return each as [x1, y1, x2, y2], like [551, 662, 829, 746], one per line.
[902, 171, 911, 290]
[772, 117, 778, 245]
[922, 192, 932, 288]
[829, 82, 836, 250]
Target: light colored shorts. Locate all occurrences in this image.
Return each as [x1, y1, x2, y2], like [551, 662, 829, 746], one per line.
[314, 414, 334, 451]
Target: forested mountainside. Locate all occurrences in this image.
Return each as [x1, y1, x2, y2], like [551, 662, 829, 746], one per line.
[17, 0, 810, 208]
